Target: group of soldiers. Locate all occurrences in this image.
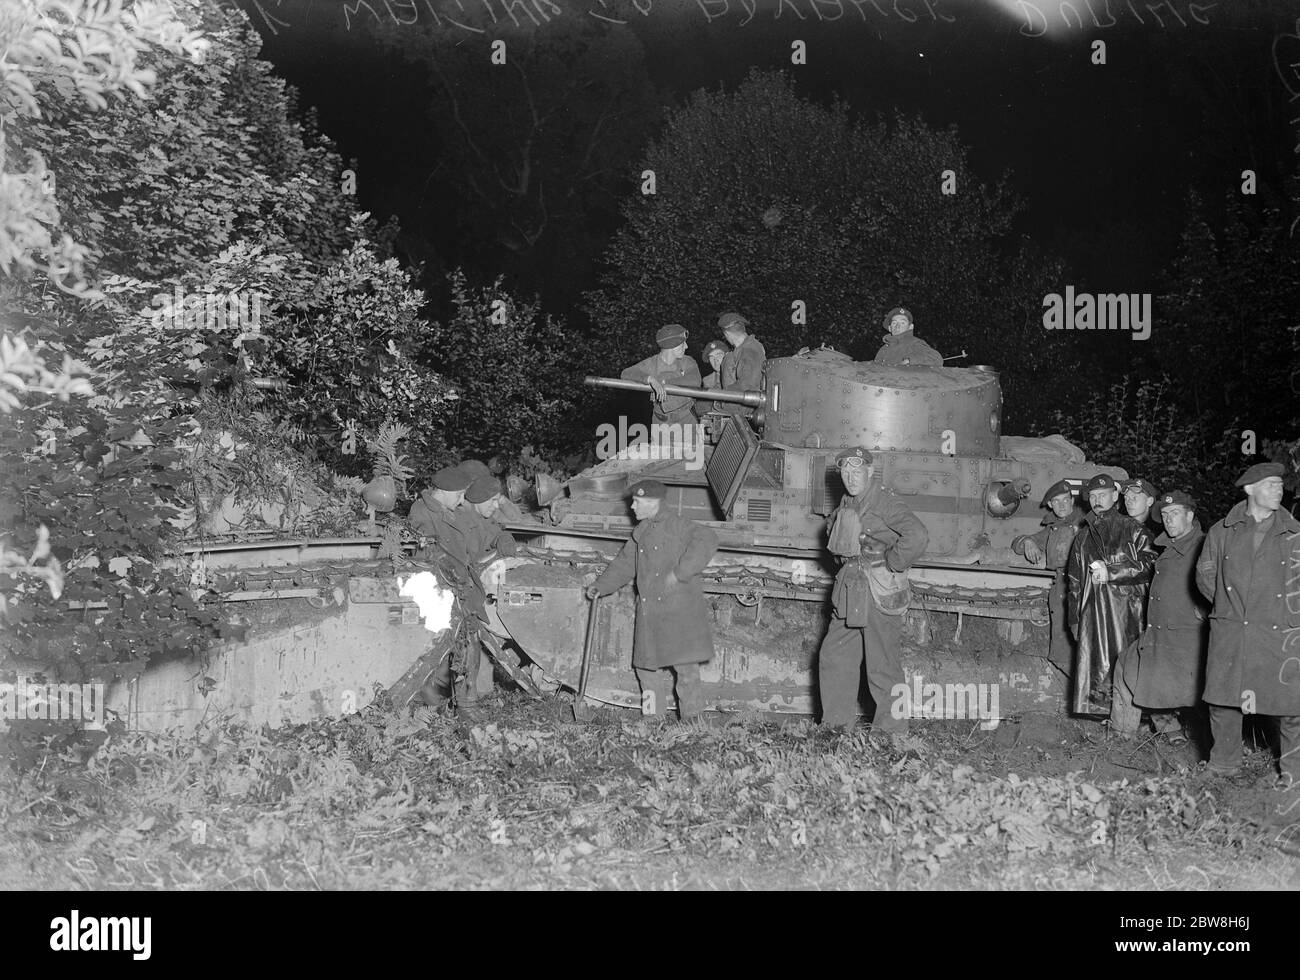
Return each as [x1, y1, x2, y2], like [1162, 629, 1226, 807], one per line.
[406, 459, 524, 721]
[619, 307, 946, 426]
[409, 307, 1297, 791]
[1013, 462, 1299, 787]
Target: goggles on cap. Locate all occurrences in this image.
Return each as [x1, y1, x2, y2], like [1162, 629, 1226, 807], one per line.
[838, 456, 867, 470]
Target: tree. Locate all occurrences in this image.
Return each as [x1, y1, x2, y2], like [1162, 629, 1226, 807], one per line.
[371, 13, 661, 315]
[418, 270, 579, 461]
[583, 69, 1071, 427]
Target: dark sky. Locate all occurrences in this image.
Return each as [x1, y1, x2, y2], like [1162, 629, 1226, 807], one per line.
[236, 0, 1297, 312]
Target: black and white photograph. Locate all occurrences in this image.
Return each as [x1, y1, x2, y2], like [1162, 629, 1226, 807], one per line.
[2, 0, 1299, 907]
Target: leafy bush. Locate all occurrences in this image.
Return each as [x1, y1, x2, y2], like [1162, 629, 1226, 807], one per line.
[419, 270, 580, 461]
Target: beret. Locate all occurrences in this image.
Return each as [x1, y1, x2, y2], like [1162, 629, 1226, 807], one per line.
[656, 324, 688, 348]
[718, 312, 749, 332]
[835, 446, 873, 464]
[432, 465, 471, 492]
[1040, 479, 1075, 507]
[1120, 478, 1159, 498]
[1158, 489, 1196, 510]
[459, 459, 491, 480]
[883, 307, 913, 329]
[1235, 461, 1285, 487]
[628, 479, 667, 500]
[465, 474, 502, 504]
[702, 339, 729, 361]
[1085, 473, 1118, 492]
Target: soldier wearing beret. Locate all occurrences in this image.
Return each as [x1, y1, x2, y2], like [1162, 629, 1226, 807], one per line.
[701, 339, 729, 391]
[620, 324, 702, 427]
[1121, 478, 1163, 540]
[1066, 472, 1159, 717]
[872, 307, 944, 369]
[1012, 479, 1084, 670]
[1196, 461, 1300, 786]
[408, 465, 474, 566]
[1116, 490, 1210, 745]
[586, 480, 719, 720]
[715, 312, 766, 417]
[408, 464, 490, 719]
[464, 475, 518, 559]
[817, 447, 929, 732]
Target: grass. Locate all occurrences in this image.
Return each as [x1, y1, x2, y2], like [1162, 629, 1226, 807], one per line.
[2, 690, 1297, 890]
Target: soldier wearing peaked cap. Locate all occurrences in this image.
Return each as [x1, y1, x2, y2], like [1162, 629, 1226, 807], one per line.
[1012, 478, 1083, 670]
[817, 447, 929, 733]
[586, 480, 719, 720]
[701, 339, 728, 391]
[1066, 472, 1158, 719]
[619, 324, 702, 428]
[1196, 460, 1300, 786]
[1121, 478, 1163, 540]
[1115, 489, 1210, 748]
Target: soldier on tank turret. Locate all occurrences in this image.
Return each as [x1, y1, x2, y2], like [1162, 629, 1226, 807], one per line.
[716, 313, 766, 415]
[701, 339, 728, 391]
[620, 324, 702, 427]
[872, 307, 944, 368]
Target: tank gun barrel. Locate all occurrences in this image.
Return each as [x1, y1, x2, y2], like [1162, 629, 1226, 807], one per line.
[584, 375, 764, 408]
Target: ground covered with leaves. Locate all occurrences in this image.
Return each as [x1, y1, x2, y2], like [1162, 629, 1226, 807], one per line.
[2, 692, 1297, 890]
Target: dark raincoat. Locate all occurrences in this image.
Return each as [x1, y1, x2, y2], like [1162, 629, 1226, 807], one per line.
[1196, 502, 1300, 716]
[1129, 524, 1209, 709]
[593, 510, 719, 669]
[872, 330, 944, 368]
[1067, 508, 1158, 713]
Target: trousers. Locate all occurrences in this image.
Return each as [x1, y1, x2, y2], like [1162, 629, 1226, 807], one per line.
[1047, 570, 1074, 670]
[1208, 704, 1300, 779]
[635, 663, 702, 719]
[430, 632, 483, 705]
[817, 609, 906, 731]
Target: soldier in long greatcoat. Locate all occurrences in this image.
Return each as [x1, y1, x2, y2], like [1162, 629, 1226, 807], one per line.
[1196, 462, 1300, 786]
[587, 479, 718, 720]
[1124, 490, 1209, 745]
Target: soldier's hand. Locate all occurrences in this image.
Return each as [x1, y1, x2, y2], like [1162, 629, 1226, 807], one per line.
[647, 377, 666, 401]
[584, 585, 600, 600]
[1022, 539, 1043, 564]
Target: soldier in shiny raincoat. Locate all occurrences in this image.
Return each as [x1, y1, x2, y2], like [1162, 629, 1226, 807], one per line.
[872, 307, 944, 368]
[1067, 473, 1158, 715]
[588, 480, 719, 720]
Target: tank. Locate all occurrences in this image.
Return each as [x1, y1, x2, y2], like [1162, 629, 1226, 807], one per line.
[487, 347, 1127, 721]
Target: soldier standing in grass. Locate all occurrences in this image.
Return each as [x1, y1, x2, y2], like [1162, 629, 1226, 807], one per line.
[1196, 462, 1300, 787]
[1067, 473, 1158, 719]
[1012, 479, 1084, 672]
[1120, 490, 1210, 747]
[817, 447, 928, 734]
[585, 480, 718, 721]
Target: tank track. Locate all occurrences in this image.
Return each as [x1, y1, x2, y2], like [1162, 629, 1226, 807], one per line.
[510, 546, 1048, 610]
